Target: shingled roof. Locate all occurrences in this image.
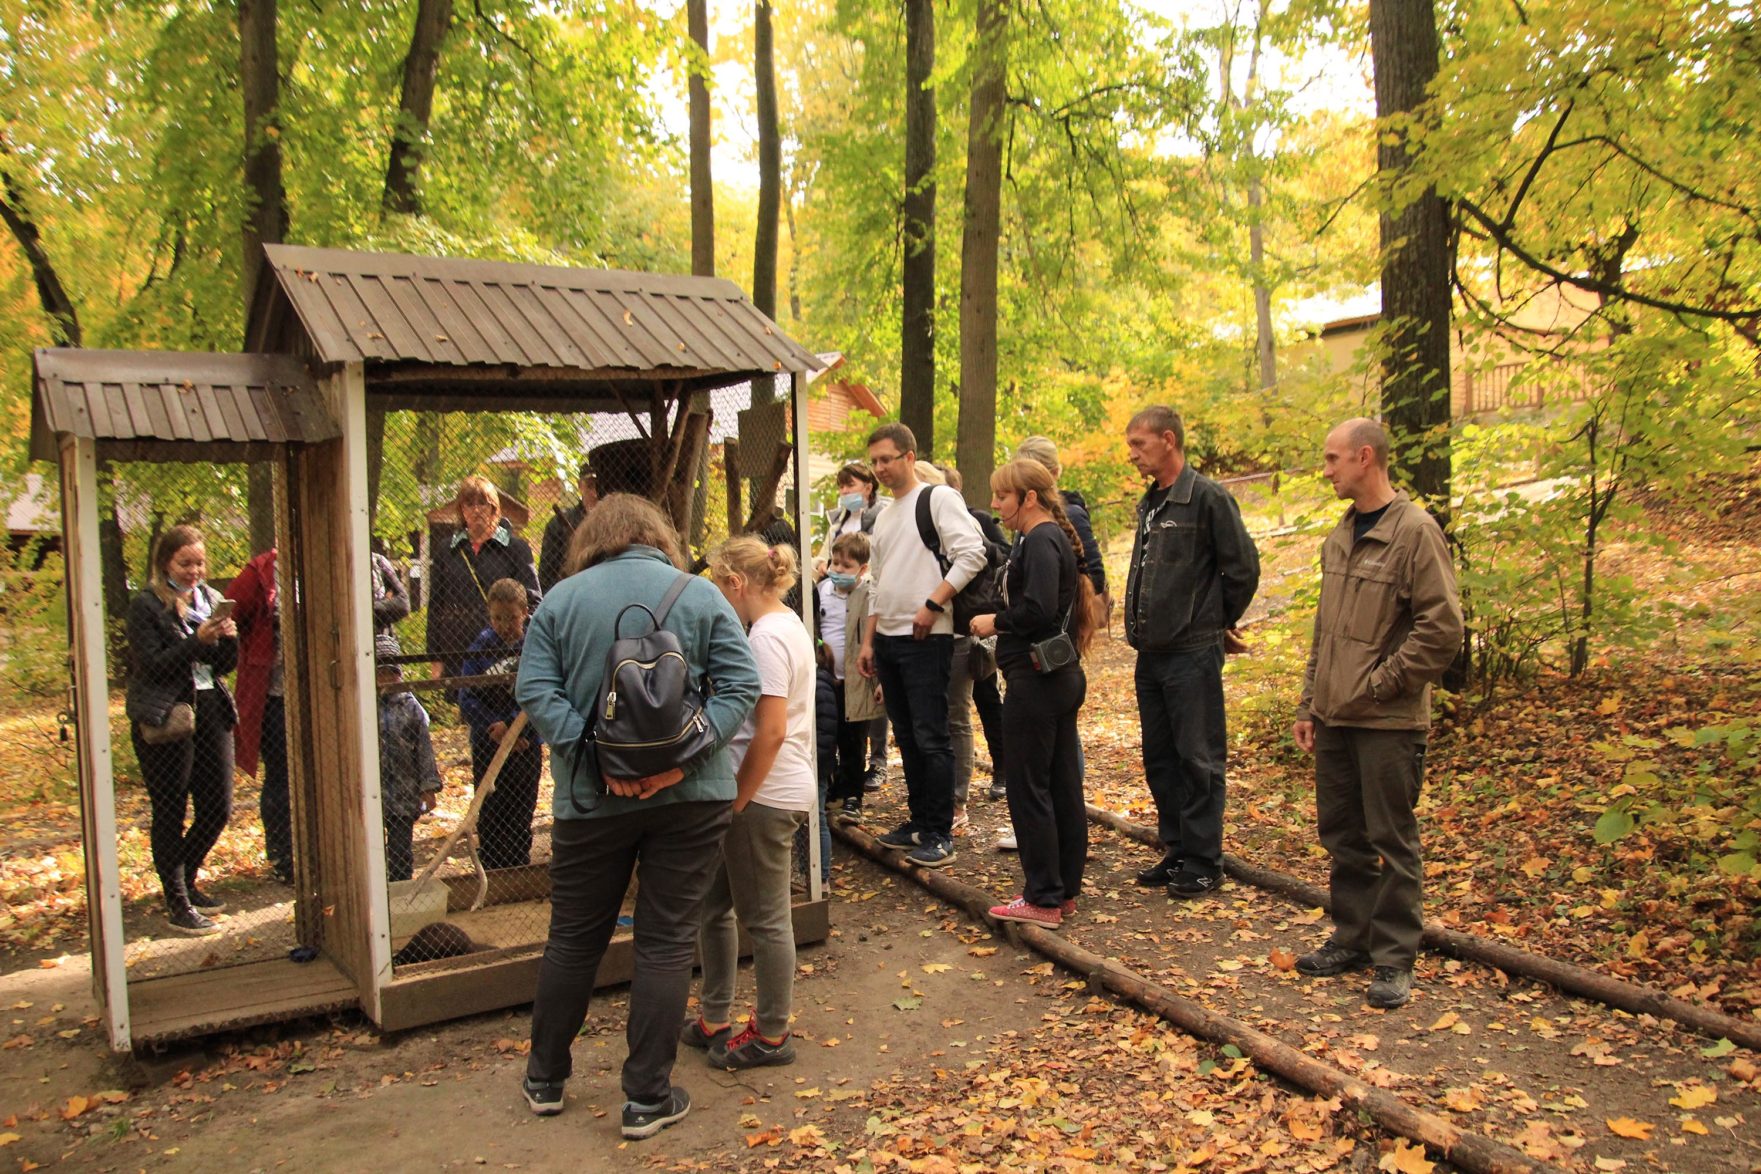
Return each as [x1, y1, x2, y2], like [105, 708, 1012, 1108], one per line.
[30, 349, 336, 463]
[247, 245, 821, 408]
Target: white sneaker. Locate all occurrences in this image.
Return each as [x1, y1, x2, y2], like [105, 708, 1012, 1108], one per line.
[995, 831, 1018, 851]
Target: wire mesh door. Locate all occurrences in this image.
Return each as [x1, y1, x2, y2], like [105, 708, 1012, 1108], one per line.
[93, 459, 310, 983]
[373, 385, 808, 973]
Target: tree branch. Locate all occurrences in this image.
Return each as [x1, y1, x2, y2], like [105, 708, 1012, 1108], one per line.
[0, 136, 81, 347]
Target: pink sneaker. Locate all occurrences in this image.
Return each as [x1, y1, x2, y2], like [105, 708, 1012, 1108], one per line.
[990, 897, 1062, 928]
[1060, 899, 1077, 918]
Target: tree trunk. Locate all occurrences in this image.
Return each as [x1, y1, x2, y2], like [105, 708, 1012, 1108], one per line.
[955, 0, 1006, 507]
[382, 0, 454, 217]
[752, 0, 781, 373]
[0, 146, 81, 348]
[687, 0, 715, 278]
[899, 0, 937, 457]
[1370, 0, 1451, 508]
[240, 0, 287, 555]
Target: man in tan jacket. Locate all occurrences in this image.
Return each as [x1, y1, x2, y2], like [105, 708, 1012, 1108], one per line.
[1290, 419, 1463, 1009]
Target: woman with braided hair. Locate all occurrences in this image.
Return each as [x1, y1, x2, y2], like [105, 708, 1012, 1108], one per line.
[968, 460, 1098, 929]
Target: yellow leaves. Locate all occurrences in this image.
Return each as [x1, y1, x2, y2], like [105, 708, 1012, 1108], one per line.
[745, 1126, 782, 1147]
[1668, 1084, 1716, 1110]
[794, 1087, 821, 1099]
[1268, 948, 1297, 971]
[968, 946, 998, 957]
[1426, 1012, 1470, 1035]
[1442, 1087, 1483, 1113]
[1293, 906, 1326, 924]
[1605, 1117, 1654, 1139]
[1520, 857, 1550, 878]
[1626, 931, 1650, 959]
[920, 962, 951, 974]
[788, 1124, 826, 1147]
[1597, 694, 1621, 715]
[58, 1095, 88, 1120]
[1286, 1112, 1325, 1141]
[1680, 1118, 1709, 1135]
[0, 1134, 18, 1147]
[820, 1036, 841, 1048]
[1572, 865, 1595, 882]
[1379, 1139, 1434, 1173]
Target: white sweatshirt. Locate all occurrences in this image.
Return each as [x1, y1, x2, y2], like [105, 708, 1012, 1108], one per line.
[868, 482, 987, 637]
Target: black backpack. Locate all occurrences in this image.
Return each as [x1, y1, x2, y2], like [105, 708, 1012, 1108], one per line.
[915, 485, 1008, 636]
[576, 573, 720, 805]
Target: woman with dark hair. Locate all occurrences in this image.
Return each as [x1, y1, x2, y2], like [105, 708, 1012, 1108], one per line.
[126, 525, 240, 936]
[425, 475, 540, 690]
[968, 460, 1099, 930]
[514, 494, 761, 1139]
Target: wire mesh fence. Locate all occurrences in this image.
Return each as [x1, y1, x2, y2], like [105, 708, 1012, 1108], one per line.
[374, 387, 810, 971]
[92, 459, 306, 982]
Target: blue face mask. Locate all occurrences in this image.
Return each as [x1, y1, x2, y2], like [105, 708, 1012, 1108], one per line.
[827, 571, 857, 591]
[838, 492, 867, 514]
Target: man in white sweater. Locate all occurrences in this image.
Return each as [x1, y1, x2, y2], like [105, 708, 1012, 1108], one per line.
[855, 423, 987, 869]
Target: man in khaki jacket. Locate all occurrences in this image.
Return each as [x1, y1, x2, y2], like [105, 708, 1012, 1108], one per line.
[1290, 419, 1463, 1009]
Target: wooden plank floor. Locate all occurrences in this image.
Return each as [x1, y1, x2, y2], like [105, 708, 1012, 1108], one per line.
[129, 956, 358, 1046]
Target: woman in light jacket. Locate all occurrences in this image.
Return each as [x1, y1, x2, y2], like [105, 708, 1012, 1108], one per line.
[126, 525, 239, 936]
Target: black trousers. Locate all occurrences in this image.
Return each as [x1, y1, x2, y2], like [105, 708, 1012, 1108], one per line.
[133, 689, 235, 907]
[470, 733, 543, 871]
[259, 694, 292, 874]
[973, 672, 1005, 780]
[871, 634, 955, 841]
[1134, 640, 1228, 874]
[527, 801, 731, 1104]
[822, 678, 870, 805]
[384, 811, 417, 883]
[1002, 666, 1088, 908]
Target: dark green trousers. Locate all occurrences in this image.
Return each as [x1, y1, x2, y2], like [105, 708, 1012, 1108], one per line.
[1314, 723, 1428, 970]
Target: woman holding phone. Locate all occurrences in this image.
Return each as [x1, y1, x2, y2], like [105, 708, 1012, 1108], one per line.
[126, 525, 240, 936]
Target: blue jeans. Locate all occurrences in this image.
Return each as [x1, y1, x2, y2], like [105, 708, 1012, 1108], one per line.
[872, 634, 955, 842]
[1134, 640, 1228, 875]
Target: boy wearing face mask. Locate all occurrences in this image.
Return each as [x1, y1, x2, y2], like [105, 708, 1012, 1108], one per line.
[814, 533, 884, 830]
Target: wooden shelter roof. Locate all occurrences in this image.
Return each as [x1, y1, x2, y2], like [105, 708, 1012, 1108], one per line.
[247, 245, 823, 410]
[30, 348, 337, 464]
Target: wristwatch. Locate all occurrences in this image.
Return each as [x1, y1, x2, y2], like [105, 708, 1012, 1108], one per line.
[923, 598, 945, 613]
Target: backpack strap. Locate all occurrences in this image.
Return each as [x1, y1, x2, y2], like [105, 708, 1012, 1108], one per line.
[652, 572, 694, 628]
[914, 485, 951, 573]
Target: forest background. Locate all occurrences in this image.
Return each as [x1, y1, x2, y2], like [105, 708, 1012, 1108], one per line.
[0, 0, 1757, 971]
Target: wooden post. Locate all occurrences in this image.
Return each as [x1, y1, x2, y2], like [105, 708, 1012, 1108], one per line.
[61, 435, 130, 1051]
[723, 439, 742, 536]
[788, 371, 821, 902]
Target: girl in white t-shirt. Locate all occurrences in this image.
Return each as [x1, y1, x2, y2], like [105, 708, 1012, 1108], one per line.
[683, 536, 815, 1070]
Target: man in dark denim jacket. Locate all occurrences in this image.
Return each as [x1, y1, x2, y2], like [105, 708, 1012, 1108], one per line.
[1123, 406, 1261, 899]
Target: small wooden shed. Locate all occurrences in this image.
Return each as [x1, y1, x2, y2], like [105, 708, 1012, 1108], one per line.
[40, 246, 827, 1050]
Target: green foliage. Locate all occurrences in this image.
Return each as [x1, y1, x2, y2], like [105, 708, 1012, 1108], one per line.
[0, 545, 67, 699]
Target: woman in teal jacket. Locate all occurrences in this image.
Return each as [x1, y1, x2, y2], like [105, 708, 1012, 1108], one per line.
[514, 494, 760, 1139]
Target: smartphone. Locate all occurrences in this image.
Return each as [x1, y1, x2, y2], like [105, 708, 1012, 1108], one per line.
[209, 598, 237, 623]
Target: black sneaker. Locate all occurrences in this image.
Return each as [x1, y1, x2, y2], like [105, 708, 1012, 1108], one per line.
[987, 781, 1008, 803]
[836, 798, 863, 826]
[522, 1076, 564, 1116]
[1366, 967, 1414, 1009]
[906, 838, 956, 869]
[621, 1086, 690, 1140]
[679, 1017, 731, 1050]
[708, 1020, 796, 1069]
[166, 906, 220, 936]
[1166, 869, 1222, 900]
[187, 886, 226, 913]
[875, 823, 920, 849]
[1295, 941, 1372, 978]
[1135, 855, 1183, 887]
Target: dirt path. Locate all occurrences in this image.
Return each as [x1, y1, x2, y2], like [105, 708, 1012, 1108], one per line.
[0, 848, 1389, 1173]
[891, 788, 1761, 1172]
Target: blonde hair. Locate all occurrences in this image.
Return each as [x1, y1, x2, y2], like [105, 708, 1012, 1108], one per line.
[914, 462, 946, 486]
[989, 459, 1099, 655]
[1016, 436, 1061, 477]
[707, 534, 800, 596]
[486, 578, 528, 610]
[566, 493, 683, 574]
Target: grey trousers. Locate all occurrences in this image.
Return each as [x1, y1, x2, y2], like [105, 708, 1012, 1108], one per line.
[697, 801, 808, 1040]
[1314, 722, 1428, 970]
[948, 635, 976, 807]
